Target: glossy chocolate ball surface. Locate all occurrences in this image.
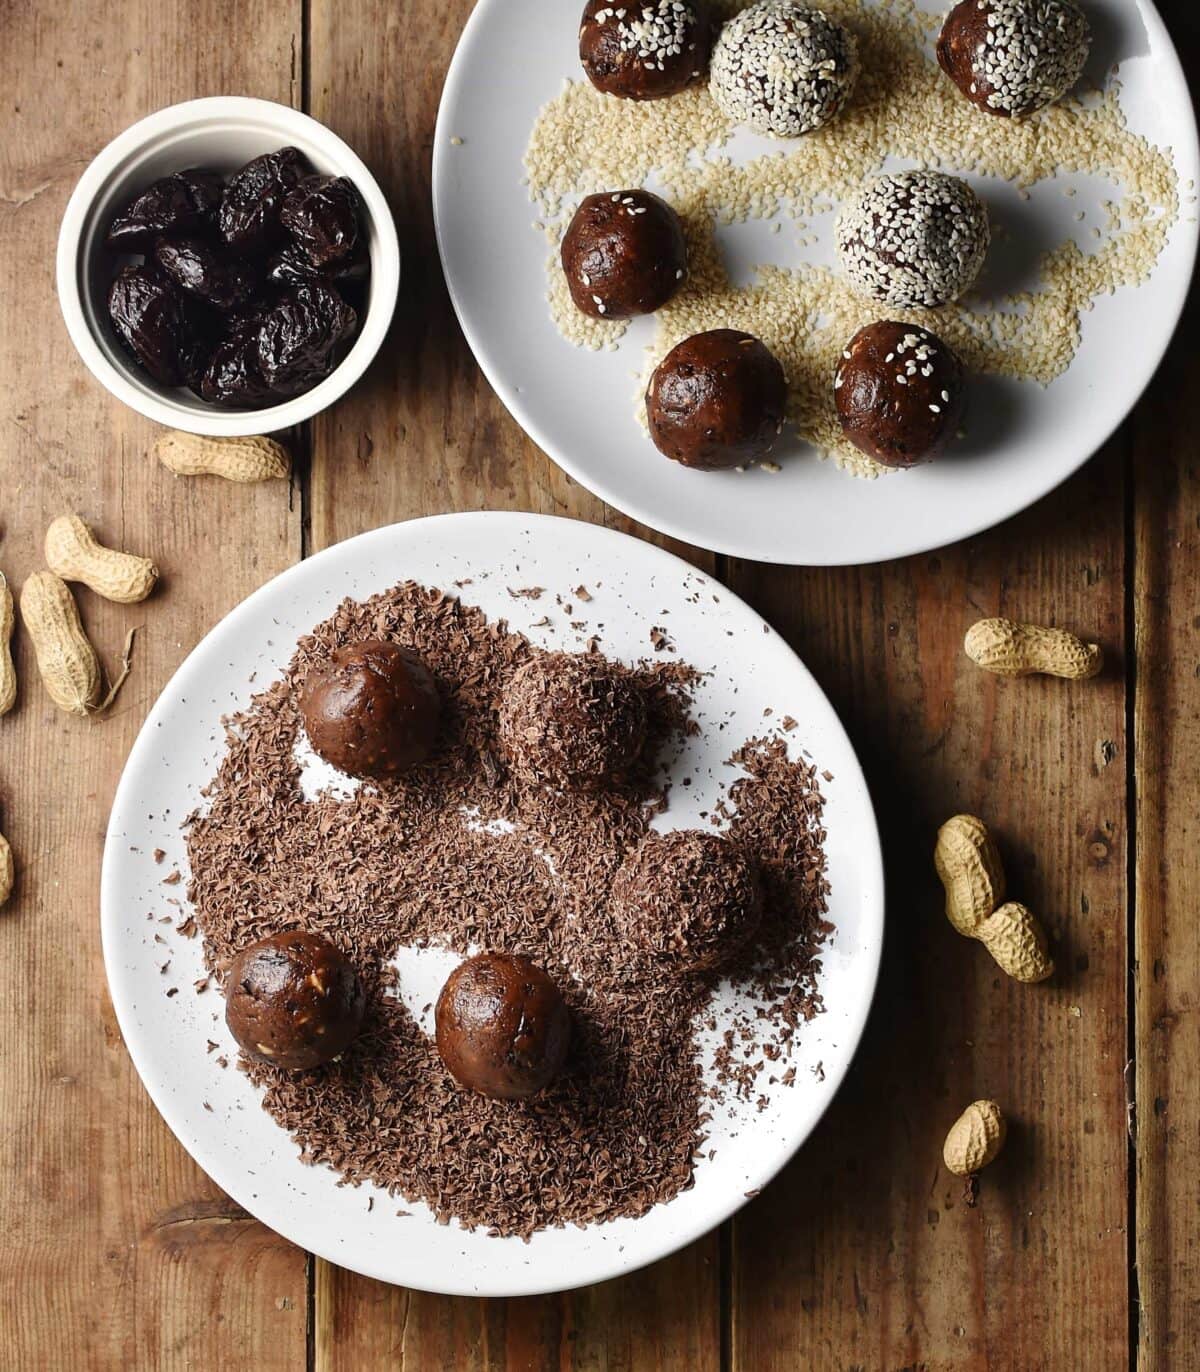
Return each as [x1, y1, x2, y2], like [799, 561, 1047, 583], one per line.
[561, 189, 687, 321]
[579, 0, 712, 101]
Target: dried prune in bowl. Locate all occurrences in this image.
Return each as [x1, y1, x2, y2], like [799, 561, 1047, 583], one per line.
[105, 169, 224, 252]
[218, 147, 309, 254]
[153, 237, 260, 312]
[107, 264, 207, 388]
[255, 282, 357, 393]
[266, 239, 370, 288]
[197, 332, 277, 408]
[280, 175, 361, 268]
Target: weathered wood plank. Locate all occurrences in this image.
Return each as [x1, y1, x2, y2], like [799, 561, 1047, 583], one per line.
[727, 447, 1130, 1368]
[305, 1, 720, 1366]
[0, 5, 306, 1367]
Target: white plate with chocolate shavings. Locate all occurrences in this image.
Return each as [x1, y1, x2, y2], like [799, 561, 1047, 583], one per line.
[433, 0, 1198, 566]
[101, 513, 883, 1296]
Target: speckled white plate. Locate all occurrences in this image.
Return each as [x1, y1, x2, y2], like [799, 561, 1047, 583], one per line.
[101, 513, 883, 1296]
[432, 0, 1199, 565]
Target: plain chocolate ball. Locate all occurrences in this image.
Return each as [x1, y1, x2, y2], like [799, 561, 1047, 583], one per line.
[561, 189, 687, 321]
[435, 953, 571, 1100]
[225, 930, 366, 1070]
[498, 652, 647, 791]
[646, 329, 787, 470]
[611, 829, 762, 975]
[834, 320, 965, 468]
[579, 0, 713, 101]
[299, 639, 441, 780]
[937, 0, 1090, 119]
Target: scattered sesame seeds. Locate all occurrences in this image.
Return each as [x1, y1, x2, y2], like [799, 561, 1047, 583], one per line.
[449, 135, 464, 147]
[710, 1, 859, 139]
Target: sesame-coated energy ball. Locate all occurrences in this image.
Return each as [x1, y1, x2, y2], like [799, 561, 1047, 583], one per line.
[834, 321, 966, 468]
[561, 189, 688, 320]
[579, 0, 713, 101]
[836, 171, 990, 309]
[611, 829, 763, 976]
[498, 653, 648, 791]
[646, 329, 788, 470]
[937, 0, 1091, 119]
[710, 0, 859, 138]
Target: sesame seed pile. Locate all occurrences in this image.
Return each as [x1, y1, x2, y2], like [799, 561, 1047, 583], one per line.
[710, 1, 859, 138]
[525, 0, 1180, 479]
[969, 0, 1091, 117]
[836, 170, 990, 308]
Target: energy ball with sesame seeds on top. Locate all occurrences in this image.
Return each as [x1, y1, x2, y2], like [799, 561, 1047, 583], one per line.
[561, 189, 688, 320]
[646, 329, 788, 471]
[610, 829, 763, 977]
[834, 321, 966, 468]
[498, 652, 648, 791]
[937, 0, 1091, 119]
[837, 171, 990, 309]
[710, 0, 859, 138]
[579, 0, 714, 101]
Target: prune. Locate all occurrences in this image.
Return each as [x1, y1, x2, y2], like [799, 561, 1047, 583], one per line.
[197, 332, 277, 408]
[107, 264, 206, 388]
[153, 237, 260, 312]
[255, 282, 357, 393]
[218, 147, 308, 254]
[280, 175, 361, 268]
[266, 240, 370, 288]
[105, 169, 224, 252]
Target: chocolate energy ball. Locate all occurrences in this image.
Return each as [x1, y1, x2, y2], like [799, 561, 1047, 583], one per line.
[299, 639, 441, 780]
[611, 829, 763, 976]
[561, 190, 687, 320]
[225, 930, 366, 1071]
[835, 321, 966, 468]
[710, 0, 859, 138]
[579, 0, 713, 101]
[836, 171, 990, 309]
[435, 953, 571, 1100]
[646, 328, 787, 470]
[937, 0, 1090, 119]
[498, 652, 648, 791]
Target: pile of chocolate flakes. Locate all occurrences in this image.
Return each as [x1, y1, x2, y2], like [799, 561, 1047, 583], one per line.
[185, 581, 831, 1238]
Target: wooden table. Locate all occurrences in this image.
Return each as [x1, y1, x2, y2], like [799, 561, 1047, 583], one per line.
[2, 2, 1197, 1366]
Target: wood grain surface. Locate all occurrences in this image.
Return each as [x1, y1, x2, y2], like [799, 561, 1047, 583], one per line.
[0, 1, 1194, 1368]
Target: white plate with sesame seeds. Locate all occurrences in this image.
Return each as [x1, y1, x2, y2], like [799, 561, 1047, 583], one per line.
[433, 0, 1199, 565]
[101, 512, 884, 1295]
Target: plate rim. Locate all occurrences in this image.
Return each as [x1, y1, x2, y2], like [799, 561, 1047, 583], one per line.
[431, 0, 1200, 567]
[100, 510, 885, 1295]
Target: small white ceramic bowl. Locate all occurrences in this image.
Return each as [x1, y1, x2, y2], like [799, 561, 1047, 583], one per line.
[57, 97, 400, 437]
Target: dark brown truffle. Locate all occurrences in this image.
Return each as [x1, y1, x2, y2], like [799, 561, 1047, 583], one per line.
[224, 930, 365, 1070]
[299, 639, 440, 780]
[646, 329, 787, 470]
[435, 953, 571, 1100]
[561, 190, 687, 321]
[611, 829, 763, 975]
[834, 320, 965, 468]
[498, 652, 647, 791]
[579, 0, 712, 101]
[937, 0, 1090, 119]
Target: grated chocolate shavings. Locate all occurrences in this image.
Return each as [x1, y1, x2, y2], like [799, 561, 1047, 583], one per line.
[184, 580, 830, 1238]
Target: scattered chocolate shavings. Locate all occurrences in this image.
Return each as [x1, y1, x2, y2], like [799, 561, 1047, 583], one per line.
[153, 848, 166, 864]
[507, 586, 544, 600]
[781, 716, 798, 732]
[176, 915, 197, 938]
[166, 988, 178, 998]
[650, 626, 675, 653]
[574, 585, 593, 602]
[163, 870, 182, 886]
[206, 1040, 219, 1054]
[184, 580, 830, 1239]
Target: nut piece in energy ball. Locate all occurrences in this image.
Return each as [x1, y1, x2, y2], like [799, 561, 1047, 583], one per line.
[943, 1099, 1006, 1177]
[646, 328, 787, 470]
[611, 829, 763, 976]
[579, 0, 713, 101]
[834, 321, 965, 467]
[498, 652, 647, 791]
[435, 952, 571, 1100]
[561, 189, 688, 320]
[225, 930, 366, 1071]
[710, 0, 859, 138]
[837, 171, 990, 309]
[937, 0, 1091, 119]
[300, 639, 441, 780]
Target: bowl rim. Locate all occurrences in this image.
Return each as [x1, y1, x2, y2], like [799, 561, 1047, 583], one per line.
[56, 95, 401, 437]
